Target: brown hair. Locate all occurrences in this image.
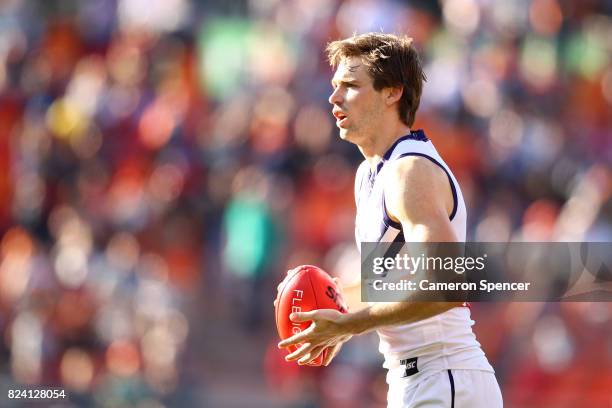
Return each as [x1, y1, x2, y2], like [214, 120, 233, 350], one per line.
[326, 33, 426, 127]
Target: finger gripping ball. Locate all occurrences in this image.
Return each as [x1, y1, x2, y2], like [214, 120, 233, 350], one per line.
[275, 265, 347, 366]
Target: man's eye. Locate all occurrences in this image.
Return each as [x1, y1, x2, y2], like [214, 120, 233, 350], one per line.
[332, 82, 356, 90]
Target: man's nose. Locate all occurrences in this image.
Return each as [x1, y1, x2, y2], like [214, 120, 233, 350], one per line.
[328, 87, 342, 105]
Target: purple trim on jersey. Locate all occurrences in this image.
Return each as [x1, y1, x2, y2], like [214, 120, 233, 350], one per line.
[376, 130, 429, 173]
[382, 193, 403, 230]
[357, 130, 442, 245]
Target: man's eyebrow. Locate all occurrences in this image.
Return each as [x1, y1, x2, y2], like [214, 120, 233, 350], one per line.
[331, 78, 359, 86]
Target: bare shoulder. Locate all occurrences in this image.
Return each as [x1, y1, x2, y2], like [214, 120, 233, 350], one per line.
[383, 155, 449, 193]
[383, 155, 454, 224]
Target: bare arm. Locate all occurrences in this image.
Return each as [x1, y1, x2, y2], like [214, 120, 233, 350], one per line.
[337, 279, 370, 312]
[279, 156, 462, 362]
[338, 155, 462, 335]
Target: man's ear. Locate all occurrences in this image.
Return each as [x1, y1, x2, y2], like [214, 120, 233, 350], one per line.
[384, 86, 404, 106]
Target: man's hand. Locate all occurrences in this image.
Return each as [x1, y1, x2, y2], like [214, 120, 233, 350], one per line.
[278, 309, 352, 366]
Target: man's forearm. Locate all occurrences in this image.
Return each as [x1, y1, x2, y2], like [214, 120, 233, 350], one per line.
[339, 301, 462, 336]
[341, 280, 370, 312]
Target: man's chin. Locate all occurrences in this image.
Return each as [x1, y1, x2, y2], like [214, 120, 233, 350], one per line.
[338, 129, 353, 142]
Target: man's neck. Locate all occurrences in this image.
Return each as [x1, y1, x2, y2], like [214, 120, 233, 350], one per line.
[359, 124, 412, 170]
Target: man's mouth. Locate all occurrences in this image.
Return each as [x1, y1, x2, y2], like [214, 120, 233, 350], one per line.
[333, 110, 348, 127]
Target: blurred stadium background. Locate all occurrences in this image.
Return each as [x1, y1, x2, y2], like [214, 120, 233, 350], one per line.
[0, 0, 610, 407]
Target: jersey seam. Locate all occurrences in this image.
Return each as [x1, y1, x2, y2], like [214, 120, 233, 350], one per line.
[306, 269, 319, 314]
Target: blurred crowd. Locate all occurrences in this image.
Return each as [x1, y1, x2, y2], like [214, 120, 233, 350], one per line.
[0, 0, 610, 407]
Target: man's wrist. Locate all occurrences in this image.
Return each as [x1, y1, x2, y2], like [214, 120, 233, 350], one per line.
[338, 308, 373, 336]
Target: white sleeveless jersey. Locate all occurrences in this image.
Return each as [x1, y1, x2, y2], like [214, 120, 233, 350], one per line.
[354, 130, 493, 386]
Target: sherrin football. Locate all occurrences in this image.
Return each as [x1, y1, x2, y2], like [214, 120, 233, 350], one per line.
[275, 265, 348, 366]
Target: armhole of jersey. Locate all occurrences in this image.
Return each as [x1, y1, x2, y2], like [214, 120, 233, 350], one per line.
[393, 152, 459, 221]
[382, 193, 403, 230]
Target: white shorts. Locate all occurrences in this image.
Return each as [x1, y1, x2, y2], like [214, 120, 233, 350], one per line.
[387, 369, 503, 408]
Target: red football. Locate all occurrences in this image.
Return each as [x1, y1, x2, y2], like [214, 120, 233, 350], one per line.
[275, 265, 348, 366]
